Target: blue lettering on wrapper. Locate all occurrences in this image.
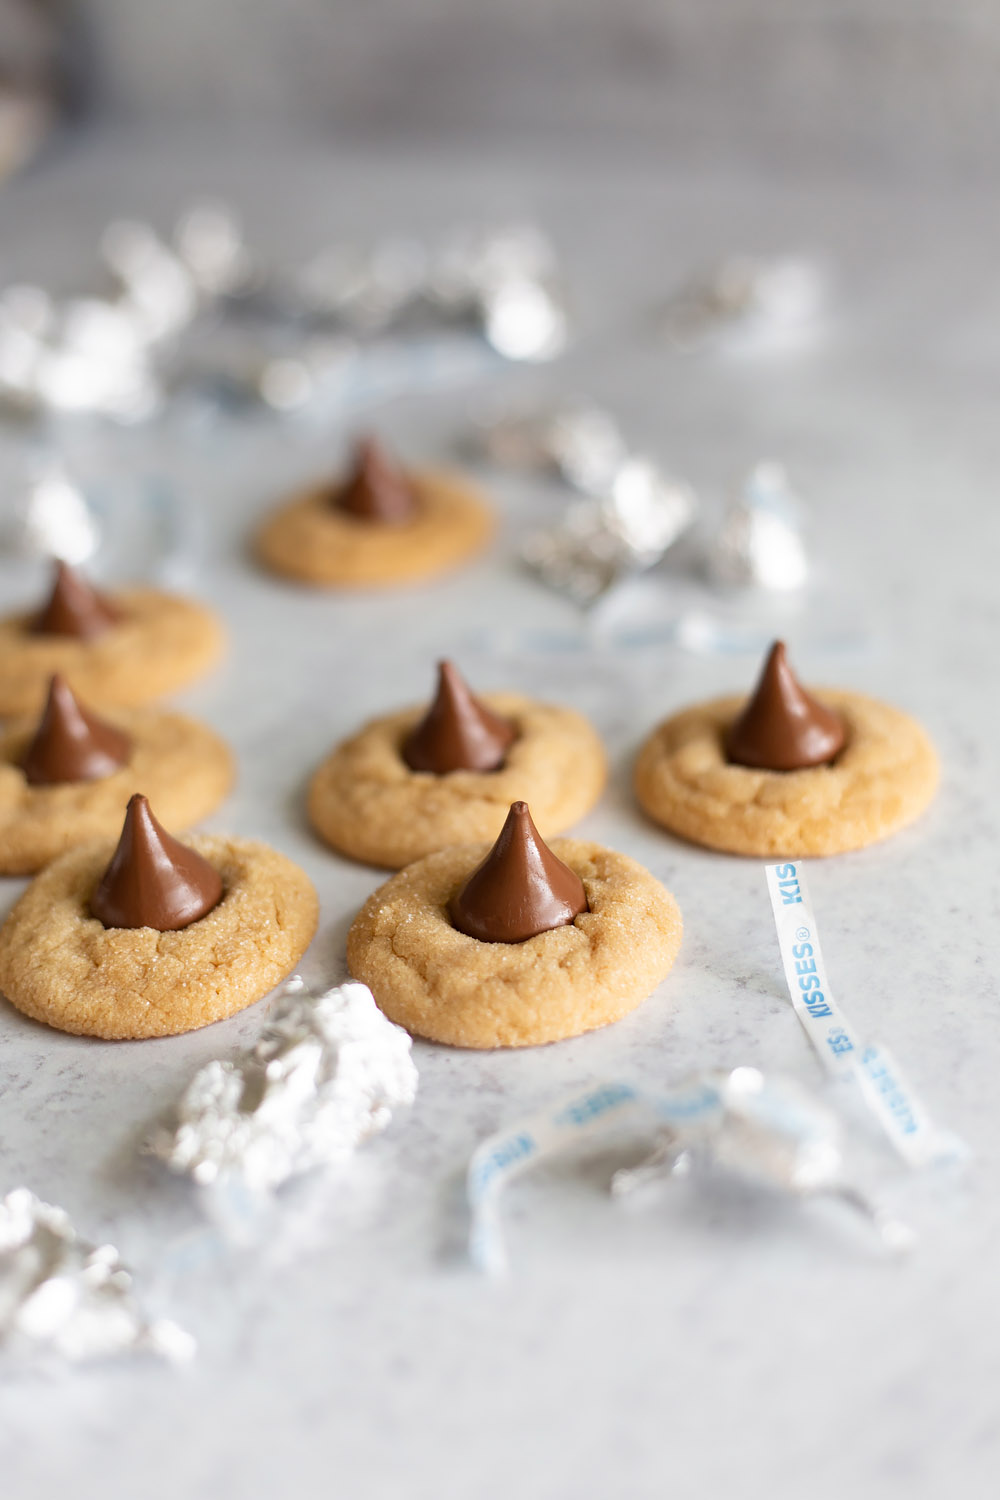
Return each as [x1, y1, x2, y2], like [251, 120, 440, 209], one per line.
[860, 1048, 919, 1135]
[827, 1029, 854, 1056]
[773, 862, 804, 905]
[554, 1083, 636, 1128]
[802, 989, 831, 1018]
[469, 1132, 536, 1195]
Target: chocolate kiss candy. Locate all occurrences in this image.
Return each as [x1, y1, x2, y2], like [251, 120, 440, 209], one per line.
[449, 800, 588, 944]
[21, 674, 131, 786]
[335, 436, 418, 524]
[402, 660, 517, 774]
[32, 560, 119, 640]
[726, 640, 846, 771]
[90, 793, 223, 932]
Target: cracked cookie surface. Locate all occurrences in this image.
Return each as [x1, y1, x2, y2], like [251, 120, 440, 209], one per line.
[0, 710, 235, 875]
[255, 470, 493, 587]
[309, 694, 607, 867]
[0, 589, 226, 716]
[0, 835, 318, 1038]
[347, 838, 682, 1048]
[634, 689, 938, 857]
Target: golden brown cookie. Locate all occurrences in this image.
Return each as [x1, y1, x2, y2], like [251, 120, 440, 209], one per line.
[347, 839, 682, 1048]
[0, 710, 235, 875]
[0, 588, 226, 716]
[309, 693, 608, 868]
[634, 690, 939, 857]
[255, 470, 494, 587]
[0, 835, 318, 1039]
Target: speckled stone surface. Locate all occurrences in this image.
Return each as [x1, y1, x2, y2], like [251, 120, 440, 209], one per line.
[0, 135, 996, 1500]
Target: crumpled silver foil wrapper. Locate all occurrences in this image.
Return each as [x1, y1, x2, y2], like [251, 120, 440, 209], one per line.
[0, 282, 162, 421]
[612, 1069, 909, 1249]
[473, 397, 696, 606]
[0, 209, 565, 422]
[471, 399, 628, 495]
[254, 336, 359, 414]
[468, 1067, 911, 1273]
[0, 1188, 194, 1365]
[662, 255, 828, 354]
[707, 462, 808, 592]
[152, 979, 418, 1195]
[0, 461, 100, 563]
[296, 224, 567, 363]
[522, 467, 696, 607]
[0, 201, 262, 422]
[462, 226, 567, 362]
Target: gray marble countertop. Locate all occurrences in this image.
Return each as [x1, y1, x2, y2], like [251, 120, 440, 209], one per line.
[0, 133, 997, 1500]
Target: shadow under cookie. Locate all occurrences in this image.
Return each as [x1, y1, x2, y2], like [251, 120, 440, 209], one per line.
[346, 839, 682, 1048]
[255, 470, 494, 588]
[0, 836, 319, 1039]
[634, 690, 939, 857]
[0, 709, 235, 875]
[308, 693, 608, 868]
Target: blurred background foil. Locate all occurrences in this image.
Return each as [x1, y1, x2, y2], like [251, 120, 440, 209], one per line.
[6, 3, 1000, 175]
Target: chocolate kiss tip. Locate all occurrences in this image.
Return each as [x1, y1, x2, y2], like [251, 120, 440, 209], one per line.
[402, 659, 516, 774]
[21, 674, 131, 787]
[726, 639, 846, 772]
[32, 560, 119, 640]
[335, 435, 418, 524]
[448, 800, 588, 944]
[90, 793, 223, 932]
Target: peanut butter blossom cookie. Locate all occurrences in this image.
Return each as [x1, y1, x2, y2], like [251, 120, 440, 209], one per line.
[634, 640, 939, 857]
[0, 561, 226, 716]
[0, 674, 234, 874]
[308, 659, 607, 867]
[0, 794, 318, 1039]
[255, 436, 494, 587]
[347, 800, 682, 1048]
